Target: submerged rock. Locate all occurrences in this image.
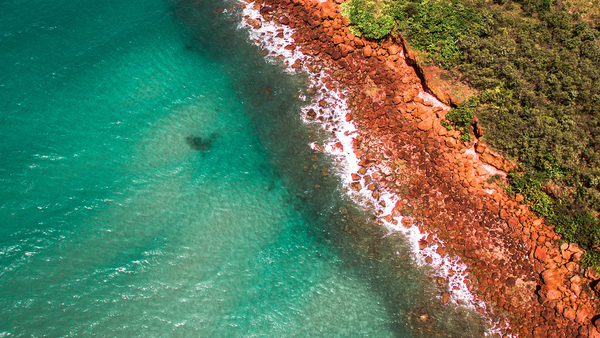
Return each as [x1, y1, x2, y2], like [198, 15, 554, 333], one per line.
[186, 136, 211, 151]
[185, 132, 221, 152]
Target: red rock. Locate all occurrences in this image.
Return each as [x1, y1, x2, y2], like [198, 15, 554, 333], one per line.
[541, 308, 554, 321]
[535, 247, 550, 264]
[441, 292, 450, 305]
[332, 34, 344, 45]
[445, 138, 458, 148]
[351, 173, 360, 181]
[401, 217, 413, 228]
[402, 91, 414, 103]
[531, 231, 539, 241]
[320, 2, 337, 19]
[587, 266, 599, 279]
[331, 18, 342, 30]
[508, 216, 519, 228]
[353, 36, 364, 47]
[350, 182, 362, 191]
[567, 261, 579, 272]
[570, 275, 582, 296]
[363, 45, 372, 58]
[339, 43, 354, 57]
[533, 326, 548, 338]
[564, 307, 577, 321]
[247, 18, 262, 29]
[417, 117, 433, 131]
[542, 268, 566, 290]
[340, 16, 349, 26]
[331, 49, 342, 60]
[539, 285, 562, 302]
[562, 249, 574, 261]
[387, 44, 400, 55]
[279, 16, 290, 25]
[576, 305, 592, 324]
[363, 175, 371, 184]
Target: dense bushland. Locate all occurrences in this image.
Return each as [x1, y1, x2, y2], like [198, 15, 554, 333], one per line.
[340, 0, 395, 39]
[341, 0, 600, 268]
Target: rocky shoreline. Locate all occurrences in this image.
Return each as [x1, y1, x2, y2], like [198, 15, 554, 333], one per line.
[238, 0, 600, 336]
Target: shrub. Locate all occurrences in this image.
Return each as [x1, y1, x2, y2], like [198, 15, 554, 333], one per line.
[583, 250, 600, 272]
[506, 172, 554, 217]
[443, 100, 475, 139]
[340, 0, 395, 39]
[391, 0, 481, 68]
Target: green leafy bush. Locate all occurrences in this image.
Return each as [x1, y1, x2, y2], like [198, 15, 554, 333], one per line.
[390, 0, 481, 68]
[506, 172, 554, 217]
[341, 0, 482, 67]
[553, 206, 599, 245]
[340, 0, 395, 39]
[583, 250, 600, 272]
[443, 100, 475, 140]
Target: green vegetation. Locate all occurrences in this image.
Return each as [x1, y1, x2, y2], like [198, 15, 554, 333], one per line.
[341, 0, 481, 66]
[340, 0, 600, 269]
[505, 172, 555, 217]
[391, 0, 481, 68]
[487, 174, 502, 184]
[442, 100, 475, 141]
[340, 0, 395, 39]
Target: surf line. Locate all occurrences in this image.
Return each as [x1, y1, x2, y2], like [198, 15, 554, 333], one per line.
[235, 1, 512, 335]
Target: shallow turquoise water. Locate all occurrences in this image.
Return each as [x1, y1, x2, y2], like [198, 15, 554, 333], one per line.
[0, 0, 487, 336]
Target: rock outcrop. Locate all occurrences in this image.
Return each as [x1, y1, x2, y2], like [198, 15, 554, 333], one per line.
[239, 0, 600, 336]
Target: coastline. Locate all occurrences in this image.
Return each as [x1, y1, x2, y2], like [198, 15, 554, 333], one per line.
[236, 0, 600, 337]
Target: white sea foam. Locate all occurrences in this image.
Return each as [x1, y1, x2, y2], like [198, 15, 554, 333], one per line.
[239, 2, 304, 73]
[237, 2, 512, 335]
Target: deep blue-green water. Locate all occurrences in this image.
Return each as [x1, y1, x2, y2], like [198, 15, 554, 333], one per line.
[0, 0, 487, 336]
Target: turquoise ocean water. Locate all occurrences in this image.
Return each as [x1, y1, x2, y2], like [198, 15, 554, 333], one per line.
[0, 0, 487, 336]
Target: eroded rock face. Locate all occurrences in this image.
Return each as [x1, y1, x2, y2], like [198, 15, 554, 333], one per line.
[475, 142, 518, 172]
[240, 0, 600, 336]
